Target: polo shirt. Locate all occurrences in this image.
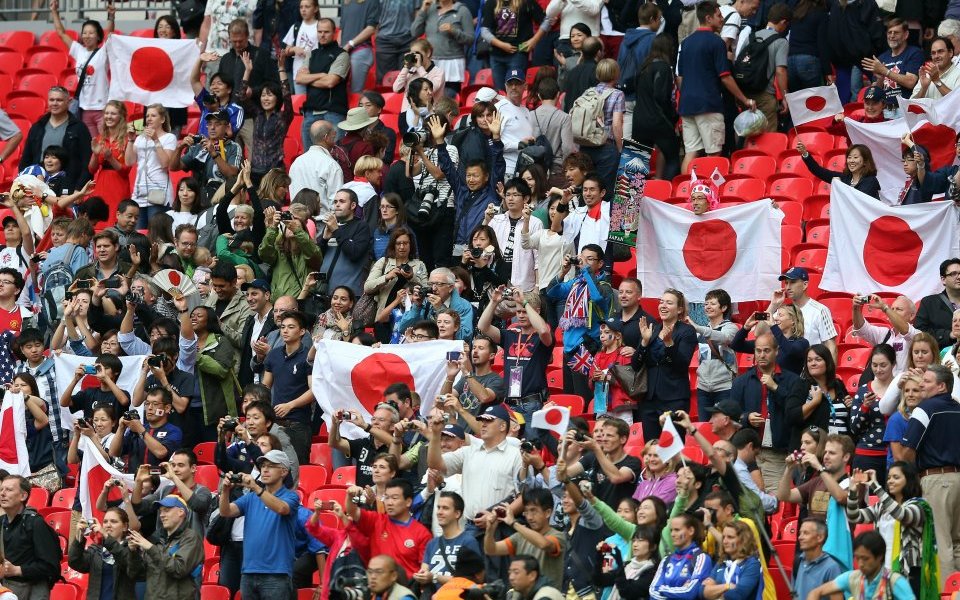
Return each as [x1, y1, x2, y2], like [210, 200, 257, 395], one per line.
[69, 387, 130, 418]
[902, 392, 960, 470]
[795, 551, 845, 600]
[799, 298, 837, 346]
[833, 570, 915, 600]
[441, 436, 524, 519]
[234, 486, 300, 574]
[677, 28, 732, 116]
[120, 421, 183, 472]
[264, 341, 313, 424]
[577, 452, 641, 508]
[355, 509, 432, 577]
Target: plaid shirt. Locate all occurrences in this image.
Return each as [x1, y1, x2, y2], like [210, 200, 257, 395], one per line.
[15, 358, 67, 444]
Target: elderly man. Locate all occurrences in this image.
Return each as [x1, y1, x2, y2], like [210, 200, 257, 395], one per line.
[127, 495, 204, 600]
[911, 36, 960, 99]
[851, 294, 917, 373]
[0, 476, 62, 600]
[396, 267, 474, 339]
[366, 555, 417, 600]
[289, 120, 344, 216]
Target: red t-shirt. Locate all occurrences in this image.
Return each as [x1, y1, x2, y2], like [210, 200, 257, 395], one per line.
[356, 509, 432, 577]
[0, 305, 23, 335]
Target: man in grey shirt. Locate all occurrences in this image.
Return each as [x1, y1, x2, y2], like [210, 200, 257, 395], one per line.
[376, 0, 419, 79]
[340, 0, 381, 93]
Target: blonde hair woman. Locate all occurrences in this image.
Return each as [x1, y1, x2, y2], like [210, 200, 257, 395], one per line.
[880, 332, 960, 414]
[731, 295, 810, 375]
[701, 521, 762, 600]
[341, 155, 384, 220]
[125, 103, 177, 227]
[88, 100, 131, 219]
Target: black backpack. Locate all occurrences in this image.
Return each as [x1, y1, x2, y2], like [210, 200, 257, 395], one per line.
[732, 31, 781, 94]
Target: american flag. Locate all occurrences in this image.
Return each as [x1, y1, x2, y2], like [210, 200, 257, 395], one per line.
[566, 344, 594, 376]
[0, 330, 16, 384]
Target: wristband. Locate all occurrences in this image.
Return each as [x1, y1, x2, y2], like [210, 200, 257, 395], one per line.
[257, 486, 266, 497]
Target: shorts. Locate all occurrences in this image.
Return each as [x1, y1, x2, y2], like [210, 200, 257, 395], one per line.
[681, 112, 725, 154]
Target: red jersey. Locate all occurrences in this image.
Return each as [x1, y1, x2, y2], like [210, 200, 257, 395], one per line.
[591, 348, 633, 410]
[355, 509, 432, 577]
[0, 305, 23, 335]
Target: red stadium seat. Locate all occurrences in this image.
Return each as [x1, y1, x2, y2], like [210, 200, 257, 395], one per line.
[546, 368, 564, 393]
[777, 201, 802, 228]
[50, 583, 79, 600]
[944, 572, 960, 595]
[330, 466, 356, 486]
[721, 177, 765, 201]
[25, 51, 70, 75]
[802, 195, 830, 222]
[379, 112, 399, 133]
[551, 394, 585, 416]
[28, 486, 49, 509]
[779, 518, 798, 541]
[769, 177, 814, 202]
[382, 93, 403, 114]
[194, 465, 220, 491]
[44, 510, 72, 537]
[202, 584, 231, 600]
[39, 29, 75, 50]
[204, 562, 221, 583]
[776, 153, 814, 179]
[51, 488, 76, 509]
[806, 271, 823, 299]
[645, 179, 672, 200]
[194, 442, 216, 465]
[744, 132, 788, 155]
[793, 247, 828, 273]
[824, 148, 847, 173]
[840, 347, 872, 369]
[473, 68, 494, 87]
[806, 224, 829, 246]
[309, 442, 333, 469]
[687, 156, 730, 176]
[0, 49, 23, 76]
[795, 131, 835, 155]
[0, 31, 36, 55]
[673, 178, 693, 197]
[730, 155, 776, 181]
[60, 72, 79, 95]
[6, 94, 46, 122]
[298, 465, 329, 495]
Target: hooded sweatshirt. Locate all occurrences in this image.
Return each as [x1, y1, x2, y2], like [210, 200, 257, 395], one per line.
[617, 27, 657, 99]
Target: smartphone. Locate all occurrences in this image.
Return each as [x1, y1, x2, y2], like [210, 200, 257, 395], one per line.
[318, 500, 337, 511]
[83, 365, 98, 375]
[76, 417, 89, 428]
[753, 311, 769, 321]
[30, 255, 42, 264]
[446, 351, 462, 362]
[76, 280, 93, 290]
[149, 468, 161, 476]
[102, 277, 122, 289]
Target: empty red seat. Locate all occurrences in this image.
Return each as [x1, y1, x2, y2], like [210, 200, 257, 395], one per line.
[687, 156, 730, 177]
[382, 93, 403, 114]
[330, 465, 356, 486]
[730, 154, 776, 181]
[473, 68, 494, 86]
[0, 31, 36, 55]
[298, 465, 329, 495]
[721, 177, 765, 201]
[6, 94, 46, 122]
[0, 49, 23, 76]
[794, 131, 835, 155]
[806, 224, 829, 246]
[778, 201, 803, 228]
[744, 132, 789, 156]
[645, 179, 672, 200]
[782, 224, 803, 271]
[793, 247, 828, 273]
[25, 51, 70, 75]
[769, 176, 814, 202]
[17, 72, 58, 95]
[840, 347, 873, 369]
[551, 394, 585, 416]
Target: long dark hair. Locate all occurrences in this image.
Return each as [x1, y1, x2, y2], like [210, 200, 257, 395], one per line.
[153, 15, 181, 38]
[845, 144, 877, 178]
[889, 461, 923, 500]
[468, 224, 503, 263]
[803, 343, 837, 385]
[406, 78, 433, 109]
[640, 34, 676, 72]
[385, 227, 418, 260]
[193, 306, 223, 335]
[174, 177, 204, 215]
[13, 372, 40, 397]
[792, 0, 826, 21]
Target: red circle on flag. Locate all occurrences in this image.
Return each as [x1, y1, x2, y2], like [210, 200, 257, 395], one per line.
[350, 354, 416, 413]
[544, 408, 563, 425]
[907, 104, 927, 115]
[804, 95, 826, 112]
[862, 216, 923, 286]
[682, 220, 738, 281]
[659, 430, 674, 448]
[130, 47, 175, 92]
[85, 65, 95, 76]
[168, 271, 181, 286]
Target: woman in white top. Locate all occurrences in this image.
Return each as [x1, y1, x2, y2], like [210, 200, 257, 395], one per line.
[51, 0, 114, 139]
[125, 104, 178, 228]
[281, 0, 320, 94]
[169, 177, 210, 236]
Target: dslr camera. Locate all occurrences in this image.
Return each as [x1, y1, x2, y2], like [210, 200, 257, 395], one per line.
[402, 130, 428, 148]
[461, 580, 506, 600]
[520, 439, 542, 453]
[125, 290, 144, 305]
[147, 353, 167, 368]
[399, 263, 412, 275]
[566, 255, 581, 267]
[227, 472, 245, 484]
[122, 410, 140, 422]
[222, 416, 239, 432]
[415, 184, 440, 219]
[330, 564, 369, 600]
[403, 52, 419, 68]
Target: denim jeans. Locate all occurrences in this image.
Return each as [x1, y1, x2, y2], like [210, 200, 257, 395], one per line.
[301, 110, 346, 150]
[218, 540, 244, 597]
[787, 54, 823, 91]
[834, 65, 867, 104]
[489, 52, 529, 91]
[136, 204, 169, 229]
[240, 573, 293, 600]
[349, 46, 374, 94]
[696, 388, 731, 423]
[581, 141, 620, 202]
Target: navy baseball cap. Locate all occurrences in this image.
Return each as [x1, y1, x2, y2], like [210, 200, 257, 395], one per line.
[441, 424, 466, 439]
[505, 69, 524, 83]
[601, 318, 624, 333]
[478, 403, 510, 422]
[863, 86, 884, 102]
[241, 279, 271, 293]
[154, 495, 190, 511]
[779, 267, 809, 282]
[204, 109, 231, 122]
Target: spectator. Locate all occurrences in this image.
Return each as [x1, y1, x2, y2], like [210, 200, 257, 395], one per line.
[289, 120, 345, 216]
[50, 1, 111, 138]
[911, 36, 959, 99]
[862, 18, 923, 118]
[915, 257, 960, 351]
[777, 267, 838, 358]
[795, 345, 850, 439]
[295, 18, 350, 146]
[504, 554, 565, 600]
[0, 267, 33, 335]
[218, 450, 301, 600]
[484, 487, 567, 588]
[172, 110, 243, 202]
[203, 261, 253, 350]
[631, 441, 679, 505]
[740, 4, 791, 132]
[130, 337, 196, 443]
[880, 332, 960, 414]
[677, 1, 754, 174]
[365, 228, 429, 342]
[0, 476, 63, 599]
[329, 402, 399, 487]
[898, 139, 933, 205]
[238, 279, 275, 387]
[68, 508, 137, 600]
[563, 416, 642, 508]
[793, 518, 845, 600]
[125, 495, 204, 600]
[798, 142, 880, 199]
[410, 114, 458, 269]
[317, 188, 372, 298]
[485, 180, 542, 289]
[633, 34, 681, 181]
[688, 288, 738, 418]
[730, 429, 779, 512]
[720, 0, 758, 58]
[339, 0, 380, 95]
[649, 513, 713, 600]
[415, 490, 482, 590]
[561, 37, 602, 114]
[190, 55, 245, 139]
[109, 386, 183, 471]
[451, 101, 497, 168]
[777, 433, 853, 532]
[198, 0, 256, 75]
[239, 56, 293, 184]
[481, 0, 547, 91]
[86, 100, 131, 219]
[105, 201, 151, 274]
[280, 0, 320, 94]
[785, 0, 829, 90]
[393, 39, 447, 114]
[733, 301, 809, 376]
[59, 354, 130, 418]
[848, 344, 895, 480]
[0, 109, 23, 167]
[528, 78, 575, 186]
[851, 294, 917, 373]
[309, 285, 360, 342]
[370, 194, 414, 261]
[259, 206, 323, 299]
[701, 520, 762, 600]
[358, 92, 398, 164]
[901, 364, 960, 578]
[882, 373, 922, 467]
[19, 86, 92, 191]
[134, 449, 213, 539]
[263, 310, 315, 463]
[218, 19, 281, 150]
[825, 0, 885, 104]
[920, 131, 960, 203]
[439, 336, 506, 416]
[619, 4, 661, 130]
[366, 555, 418, 600]
[396, 267, 474, 339]
[806, 531, 915, 600]
[559, 172, 610, 254]
[520, 198, 574, 323]
[548, 0, 603, 67]
[581, 59, 626, 198]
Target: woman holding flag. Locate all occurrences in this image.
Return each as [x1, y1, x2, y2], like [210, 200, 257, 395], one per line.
[797, 140, 881, 199]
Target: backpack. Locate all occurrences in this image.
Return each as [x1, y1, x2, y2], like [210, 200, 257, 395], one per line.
[570, 87, 615, 147]
[732, 31, 781, 94]
[520, 110, 557, 175]
[40, 243, 80, 326]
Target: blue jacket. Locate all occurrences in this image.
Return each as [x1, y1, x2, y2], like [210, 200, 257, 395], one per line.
[707, 556, 763, 600]
[618, 27, 656, 98]
[396, 290, 475, 339]
[730, 324, 809, 375]
[650, 544, 713, 600]
[437, 139, 505, 247]
[546, 269, 614, 353]
[632, 321, 697, 406]
[921, 163, 959, 200]
[732, 368, 803, 451]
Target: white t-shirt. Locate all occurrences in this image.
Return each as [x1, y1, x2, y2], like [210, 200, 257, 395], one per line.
[132, 133, 178, 207]
[282, 20, 319, 81]
[799, 297, 838, 346]
[70, 42, 109, 110]
[169, 210, 209, 236]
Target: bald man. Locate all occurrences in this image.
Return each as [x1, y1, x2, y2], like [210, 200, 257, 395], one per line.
[288, 120, 344, 217]
[851, 294, 917, 374]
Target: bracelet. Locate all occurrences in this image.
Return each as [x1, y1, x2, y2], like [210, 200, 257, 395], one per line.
[257, 486, 266, 497]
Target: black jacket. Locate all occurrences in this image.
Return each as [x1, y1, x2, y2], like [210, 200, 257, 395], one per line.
[68, 535, 138, 600]
[0, 507, 62, 588]
[733, 368, 804, 451]
[785, 378, 846, 451]
[916, 291, 956, 351]
[633, 59, 678, 140]
[219, 43, 280, 112]
[238, 309, 278, 387]
[631, 321, 697, 406]
[19, 112, 92, 190]
[563, 60, 599, 113]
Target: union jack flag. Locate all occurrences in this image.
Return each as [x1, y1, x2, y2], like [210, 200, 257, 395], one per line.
[566, 344, 594, 376]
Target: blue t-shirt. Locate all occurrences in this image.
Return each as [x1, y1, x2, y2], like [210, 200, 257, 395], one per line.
[422, 530, 481, 579]
[833, 570, 915, 600]
[235, 486, 301, 574]
[877, 46, 924, 103]
[98, 559, 114, 600]
[677, 28, 732, 116]
[882, 411, 909, 467]
[121, 421, 183, 472]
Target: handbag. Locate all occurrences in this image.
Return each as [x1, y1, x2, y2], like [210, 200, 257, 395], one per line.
[609, 363, 647, 400]
[353, 258, 387, 327]
[28, 463, 62, 494]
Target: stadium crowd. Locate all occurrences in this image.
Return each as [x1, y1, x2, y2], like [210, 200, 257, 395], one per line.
[1, 0, 960, 598]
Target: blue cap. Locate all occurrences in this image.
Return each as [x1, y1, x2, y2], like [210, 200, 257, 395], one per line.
[601, 318, 624, 333]
[478, 403, 510, 422]
[441, 424, 466, 439]
[506, 69, 524, 83]
[154, 495, 189, 511]
[779, 267, 809, 282]
[241, 278, 271, 293]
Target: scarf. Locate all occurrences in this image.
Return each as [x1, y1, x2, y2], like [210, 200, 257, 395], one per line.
[823, 496, 853, 570]
[607, 558, 655, 600]
[892, 498, 939, 600]
[559, 277, 590, 329]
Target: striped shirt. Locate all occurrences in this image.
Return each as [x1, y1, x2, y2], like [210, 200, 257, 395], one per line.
[846, 481, 923, 574]
[15, 359, 66, 444]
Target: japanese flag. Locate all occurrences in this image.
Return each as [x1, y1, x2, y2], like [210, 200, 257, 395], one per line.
[311, 339, 463, 439]
[77, 436, 132, 521]
[785, 85, 843, 126]
[530, 406, 570, 436]
[897, 92, 960, 130]
[0, 391, 30, 476]
[656, 416, 684, 462]
[637, 199, 783, 302]
[821, 181, 960, 299]
[105, 35, 200, 107]
[54, 354, 150, 433]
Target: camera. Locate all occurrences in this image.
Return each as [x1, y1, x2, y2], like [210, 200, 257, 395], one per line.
[336, 409, 351, 422]
[149, 468, 161, 476]
[404, 421, 420, 431]
[122, 410, 140, 422]
[598, 542, 613, 554]
[227, 472, 245, 484]
[494, 506, 507, 518]
[446, 351, 462, 362]
[520, 439, 542, 453]
[76, 417, 89, 428]
[83, 364, 99, 375]
[102, 277, 122, 289]
[126, 291, 143, 305]
[309, 271, 328, 283]
[191, 134, 203, 144]
[402, 130, 428, 148]
[415, 185, 440, 219]
[791, 449, 805, 462]
[567, 255, 581, 267]
[469, 246, 483, 259]
[30, 255, 42, 264]
[670, 411, 685, 422]
[350, 494, 366, 505]
[222, 416, 239, 432]
[574, 431, 587, 442]
[330, 564, 369, 600]
[503, 287, 515, 298]
[403, 52, 419, 67]
[753, 311, 769, 321]
[461, 580, 506, 600]
[76, 280, 93, 290]
[280, 210, 293, 221]
[399, 263, 412, 275]
[147, 353, 167, 368]
[556, 202, 569, 214]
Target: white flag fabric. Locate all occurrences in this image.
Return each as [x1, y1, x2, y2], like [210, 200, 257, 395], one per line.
[785, 85, 844, 126]
[896, 92, 960, 130]
[0, 392, 30, 476]
[821, 182, 960, 299]
[54, 354, 150, 432]
[636, 199, 783, 302]
[656, 416, 684, 462]
[105, 35, 200, 107]
[530, 406, 570, 436]
[78, 436, 133, 520]
[311, 339, 463, 439]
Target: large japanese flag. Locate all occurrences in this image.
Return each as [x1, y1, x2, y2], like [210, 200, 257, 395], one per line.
[785, 85, 844, 126]
[311, 339, 463, 439]
[77, 436, 132, 520]
[897, 92, 960, 131]
[636, 199, 783, 302]
[105, 35, 200, 107]
[0, 392, 30, 476]
[821, 182, 960, 298]
[845, 117, 956, 205]
[54, 354, 150, 432]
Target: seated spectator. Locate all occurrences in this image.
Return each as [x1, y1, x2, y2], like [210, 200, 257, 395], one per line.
[370, 194, 414, 262]
[310, 285, 359, 342]
[650, 513, 713, 599]
[632, 441, 679, 504]
[701, 520, 762, 600]
[794, 518, 845, 600]
[730, 429, 780, 512]
[798, 142, 880, 200]
[109, 386, 183, 471]
[366, 555, 417, 600]
[915, 257, 960, 351]
[528, 78, 575, 186]
[806, 531, 915, 600]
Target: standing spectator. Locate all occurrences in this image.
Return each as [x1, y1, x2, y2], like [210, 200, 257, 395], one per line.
[295, 18, 350, 147]
[786, 0, 830, 92]
[376, 0, 418, 80]
[579, 59, 625, 199]
[19, 86, 92, 191]
[126, 495, 204, 600]
[901, 364, 960, 579]
[740, 4, 791, 133]
[68, 509, 137, 600]
[238, 280, 275, 387]
[190, 54, 245, 139]
[217, 19, 280, 151]
[289, 120, 344, 216]
[317, 188, 372, 298]
[393, 40, 447, 112]
[481, 0, 548, 90]
[546, 0, 602, 58]
[152, 16, 188, 135]
[51, 0, 111, 138]
[218, 450, 300, 600]
[776, 433, 853, 525]
[108, 387, 183, 472]
[618, 3, 661, 135]
[911, 37, 960, 99]
[415, 491, 482, 588]
[203, 261, 253, 350]
[259, 206, 323, 300]
[0, 476, 62, 600]
[239, 55, 293, 184]
[561, 37, 602, 113]
[528, 79, 574, 186]
[688, 288, 738, 419]
[778, 267, 838, 358]
[563, 416, 643, 508]
[396, 268, 474, 339]
[720, 0, 759, 58]
[198, 0, 257, 78]
[797, 141, 881, 199]
[825, 0, 884, 104]
[633, 34, 681, 181]
[263, 311, 315, 464]
[559, 173, 610, 254]
[411, 0, 474, 95]
[328, 403, 398, 487]
[649, 514, 713, 600]
[915, 258, 960, 351]
[134, 450, 213, 538]
[793, 518, 845, 600]
[438, 337, 506, 415]
[485, 180, 542, 290]
[358, 91, 398, 163]
[730, 429, 780, 512]
[87, 100, 131, 220]
[281, 0, 320, 94]
[848, 345, 895, 480]
[790, 345, 850, 439]
[0, 109, 23, 168]
[171, 111, 243, 203]
[862, 19, 923, 118]
[677, 1, 754, 174]
[339, 0, 381, 95]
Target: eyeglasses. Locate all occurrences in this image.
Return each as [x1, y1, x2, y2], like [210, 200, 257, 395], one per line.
[0, 280, 16, 286]
[408, 333, 431, 340]
[944, 271, 960, 279]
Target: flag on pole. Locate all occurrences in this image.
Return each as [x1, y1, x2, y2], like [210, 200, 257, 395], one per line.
[105, 35, 200, 107]
[656, 416, 685, 462]
[0, 391, 29, 476]
[531, 406, 570, 436]
[820, 182, 960, 298]
[896, 92, 960, 130]
[785, 85, 844, 126]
